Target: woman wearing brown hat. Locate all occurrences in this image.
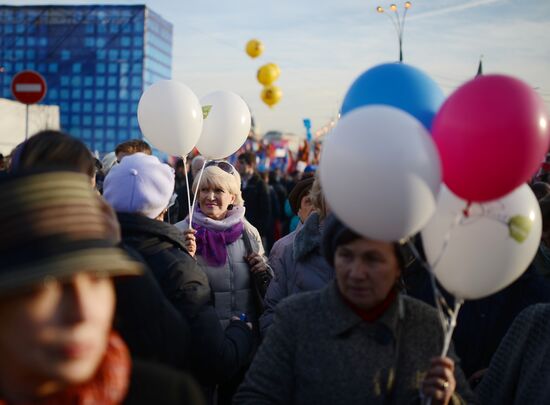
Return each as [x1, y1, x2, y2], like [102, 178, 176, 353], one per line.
[0, 171, 204, 404]
[259, 174, 334, 337]
[235, 214, 478, 404]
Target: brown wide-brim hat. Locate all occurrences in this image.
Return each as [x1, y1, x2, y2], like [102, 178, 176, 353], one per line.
[288, 176, 315, 215]
[0, 170, 143, 295]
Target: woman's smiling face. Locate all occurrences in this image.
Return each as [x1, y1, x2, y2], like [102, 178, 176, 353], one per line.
[198, 181, 236, 220]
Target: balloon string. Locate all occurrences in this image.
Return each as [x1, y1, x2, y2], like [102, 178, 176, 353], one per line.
[422, 300, 463, 405]
[183, 155, 192, 229]
[188, 158, 208, 229]
[406, 240, 447, 332]
[431, 211, 464, 272]
[441, 300, 463, 357]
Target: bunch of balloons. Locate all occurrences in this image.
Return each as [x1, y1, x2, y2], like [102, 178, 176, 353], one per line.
[137, 80, 251, 160]
[319, 61, 550, 301]
[245, 39, 282, 108]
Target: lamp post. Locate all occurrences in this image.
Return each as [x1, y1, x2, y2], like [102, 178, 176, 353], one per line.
[376, 2, 411, 62]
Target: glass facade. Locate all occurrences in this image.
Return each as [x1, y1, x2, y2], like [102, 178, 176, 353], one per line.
[0, 5, 173, 153]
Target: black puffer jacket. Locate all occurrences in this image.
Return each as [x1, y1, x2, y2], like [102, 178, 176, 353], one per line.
[116, 213, 255, 386]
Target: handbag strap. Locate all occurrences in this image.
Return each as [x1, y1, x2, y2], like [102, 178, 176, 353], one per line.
[241, 226, 254, 256]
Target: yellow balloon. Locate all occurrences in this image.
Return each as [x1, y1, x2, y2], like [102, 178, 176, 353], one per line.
[268, 62, 281, 77]
[257, 63, 280, 86]
[261, 85, 282, 107]
[246, 39, 264, 58]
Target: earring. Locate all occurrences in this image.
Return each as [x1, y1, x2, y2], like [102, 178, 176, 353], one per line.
[227, 204, 234, 210]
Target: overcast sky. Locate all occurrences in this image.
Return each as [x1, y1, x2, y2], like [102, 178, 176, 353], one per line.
[7, 0, 550, 137]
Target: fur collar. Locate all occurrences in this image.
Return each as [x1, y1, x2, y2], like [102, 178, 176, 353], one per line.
[293, 212, 322, 261]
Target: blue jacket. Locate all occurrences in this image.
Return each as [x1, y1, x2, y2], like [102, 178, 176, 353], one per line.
[260, 212, 334, 336]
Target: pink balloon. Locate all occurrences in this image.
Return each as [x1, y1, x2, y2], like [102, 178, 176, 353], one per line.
[433, 74, 550, 202]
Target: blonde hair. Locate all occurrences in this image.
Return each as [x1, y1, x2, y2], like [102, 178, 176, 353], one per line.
[193, 165, 244, 206]
[309, 174, 328, 220]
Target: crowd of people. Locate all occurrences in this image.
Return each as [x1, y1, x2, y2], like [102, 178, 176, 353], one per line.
[0, 130, 550, 404]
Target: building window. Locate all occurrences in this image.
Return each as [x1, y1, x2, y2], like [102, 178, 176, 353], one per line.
[83, 115, 92, 125]
[72, 63, 81, 73]
[95, 90, 105, 99]
[108, 63, 118, 74]
[72, 102, 81, 112]
[84, 76, 93, 87]
[71, 116, 81, 126]
[97, 63, 105, 73]
[107, 103, 116, 113]
[107, 116, 116, 126]
[83, 103, 93, 112]
[84, 90, 93, 99]
[48, 63, 58, 73]
[71, 89, 81, 98]
[96, 116, 104, 125]
[108, 77, 117, 86]
[71, 76, 81, 86]
[96, 103, 105, 113]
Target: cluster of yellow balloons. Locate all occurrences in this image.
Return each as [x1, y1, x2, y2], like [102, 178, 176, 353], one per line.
[245, 39, 282, 108]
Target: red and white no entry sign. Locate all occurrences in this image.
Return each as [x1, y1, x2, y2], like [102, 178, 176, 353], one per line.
[11, 70, 47, 104]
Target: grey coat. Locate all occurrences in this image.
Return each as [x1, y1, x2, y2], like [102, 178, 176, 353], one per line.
[260, 212, 334, 336]
[196, 220, 267, 329]
[476, 303, 550, 404]
[235, 282, 478, 405]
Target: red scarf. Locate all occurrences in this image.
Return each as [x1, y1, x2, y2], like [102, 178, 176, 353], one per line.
[342, 288, 398, 322]
[0, 331, 131, 405]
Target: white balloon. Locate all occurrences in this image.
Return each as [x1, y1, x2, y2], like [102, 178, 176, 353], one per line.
[421, 184, 542, 300]
[320, 105, 441, 241]
[137, 80, 203, 156]
[196, 91, 251, 159]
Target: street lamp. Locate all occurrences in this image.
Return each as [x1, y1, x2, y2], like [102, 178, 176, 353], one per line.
[376, 2, 412, 62]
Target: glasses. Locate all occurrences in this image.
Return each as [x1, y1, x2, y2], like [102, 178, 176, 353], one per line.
[205, 160, 236, 175]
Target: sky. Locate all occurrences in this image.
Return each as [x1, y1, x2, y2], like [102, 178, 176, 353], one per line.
[6, 0, 550, 137]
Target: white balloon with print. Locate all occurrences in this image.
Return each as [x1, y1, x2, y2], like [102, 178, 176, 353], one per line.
[421, 184, 542, 300]
[320, 105, 441, 242]
[137, 80, 203, 156]
[196, 91, 251, 159]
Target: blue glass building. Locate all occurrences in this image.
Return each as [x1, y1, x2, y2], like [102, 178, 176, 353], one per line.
[0, 5, 172, 153]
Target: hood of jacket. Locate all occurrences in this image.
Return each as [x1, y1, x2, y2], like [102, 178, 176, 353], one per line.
[293, 212, 323, 262]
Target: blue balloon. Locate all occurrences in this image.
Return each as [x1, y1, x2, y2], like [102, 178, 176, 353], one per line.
[341, 63, 445, 131]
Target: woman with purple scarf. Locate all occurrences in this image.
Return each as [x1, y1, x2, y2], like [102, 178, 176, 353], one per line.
[176, 160, 271, 330]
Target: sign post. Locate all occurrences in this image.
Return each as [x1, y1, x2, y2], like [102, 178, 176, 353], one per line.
[11, 70, 48, 140]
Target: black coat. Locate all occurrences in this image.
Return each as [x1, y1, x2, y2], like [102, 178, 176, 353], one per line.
[116, 213, 255, 386]
[125, 359, 205, 405]
[241, 173, 271, 237]
[115, 261, 191, 370]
